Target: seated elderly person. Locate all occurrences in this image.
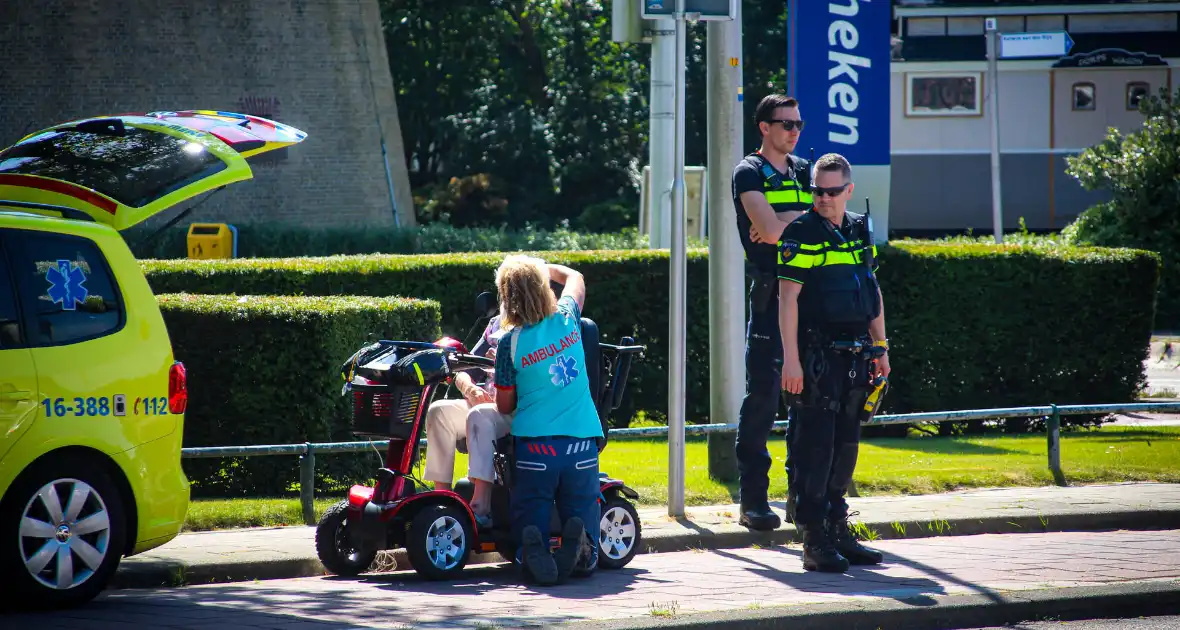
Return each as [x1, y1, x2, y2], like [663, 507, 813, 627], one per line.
[423, 315, 513, 529]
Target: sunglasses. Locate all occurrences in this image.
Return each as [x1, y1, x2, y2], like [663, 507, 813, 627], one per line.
[812, 183, 848, 198]
[766, 119, 805, 131]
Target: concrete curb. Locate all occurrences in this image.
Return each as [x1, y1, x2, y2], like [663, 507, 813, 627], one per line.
[110, 508, 1180, 590]
[560, 579, 1180, 630]
[639, 508, 1180, 555]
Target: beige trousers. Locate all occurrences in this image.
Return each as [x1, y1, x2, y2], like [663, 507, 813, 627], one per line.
[424, 398, 512, 484]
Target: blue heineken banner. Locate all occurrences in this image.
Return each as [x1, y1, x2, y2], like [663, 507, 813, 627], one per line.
[786, 0, 891, 167]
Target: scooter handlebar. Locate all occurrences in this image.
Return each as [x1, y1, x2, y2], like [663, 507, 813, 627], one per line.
[601, 343, 646, 355]
[446, 352, 495, 370]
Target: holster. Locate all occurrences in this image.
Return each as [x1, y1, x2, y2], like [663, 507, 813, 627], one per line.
[782, 331, 839, 412]
[748, 268, 778, 314]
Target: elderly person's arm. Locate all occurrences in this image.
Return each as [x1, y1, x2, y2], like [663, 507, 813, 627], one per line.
[494, 333, 518, 414]
[546, 263, 586, 313]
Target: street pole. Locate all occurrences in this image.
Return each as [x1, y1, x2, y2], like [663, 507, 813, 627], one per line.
[648, 18, 676, 249]
[986, 20, 1003, 244]
[667, 0, 688, 518]
[705, 1, 743, 481]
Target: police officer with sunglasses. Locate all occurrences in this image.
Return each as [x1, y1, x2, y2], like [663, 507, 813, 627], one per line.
[777, 153, 891, 572]
[730, 94, 813, 531]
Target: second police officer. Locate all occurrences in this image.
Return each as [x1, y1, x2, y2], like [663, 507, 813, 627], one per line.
[777, 153, 892, 572]
[730, 94, 812, 531]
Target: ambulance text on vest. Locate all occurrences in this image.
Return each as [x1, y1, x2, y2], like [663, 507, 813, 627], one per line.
[521, 330, 582, 367]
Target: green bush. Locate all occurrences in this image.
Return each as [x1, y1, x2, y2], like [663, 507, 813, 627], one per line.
[146, 251, 698, 429]
[144, 244, 1160, 433]
[1064, 86, 1180, 330]
[879, 240, 1160, 433]
[123, 222, 691, 260]
[158, 293, 441, 498]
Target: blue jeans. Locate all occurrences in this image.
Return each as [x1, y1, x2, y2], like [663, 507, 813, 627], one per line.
[511, 435, 600, 568]
[735, 279, 784, 509]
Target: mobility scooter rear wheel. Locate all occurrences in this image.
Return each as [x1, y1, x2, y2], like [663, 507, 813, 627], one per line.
[597, 496, 641, 569]
[406, 504, 475, 580]
[315, 500, 377, 576]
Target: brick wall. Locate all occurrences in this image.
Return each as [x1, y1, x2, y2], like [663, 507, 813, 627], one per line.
[0, 0, 416, 228]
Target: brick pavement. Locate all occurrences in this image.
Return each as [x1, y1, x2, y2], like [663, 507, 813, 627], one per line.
[12, 529, 1180, 629]
[112, 482, 1180, 589]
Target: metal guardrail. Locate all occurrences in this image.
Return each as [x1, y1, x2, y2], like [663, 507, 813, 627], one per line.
[181, 401, 1180, 526]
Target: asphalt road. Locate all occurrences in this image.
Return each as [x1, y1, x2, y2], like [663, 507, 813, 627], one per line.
[967, 615, 1180, 629]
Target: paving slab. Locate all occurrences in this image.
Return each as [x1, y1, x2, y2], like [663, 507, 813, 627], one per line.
[11, 530, 1180, 629]
[111, 482, 1180, 589]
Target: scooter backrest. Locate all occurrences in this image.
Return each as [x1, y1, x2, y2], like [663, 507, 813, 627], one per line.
[579, 317, 606, 427]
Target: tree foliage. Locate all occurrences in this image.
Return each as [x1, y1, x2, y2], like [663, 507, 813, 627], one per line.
[1065, 86, 1180, 328]
[380, 0, 789, 231]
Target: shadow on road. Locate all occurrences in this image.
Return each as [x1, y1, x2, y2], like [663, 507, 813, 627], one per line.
[2, 561, 661, 629]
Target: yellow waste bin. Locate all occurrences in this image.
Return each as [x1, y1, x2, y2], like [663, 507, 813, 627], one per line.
[187, 223, 238, 259]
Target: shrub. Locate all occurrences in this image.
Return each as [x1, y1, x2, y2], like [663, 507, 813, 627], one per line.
[158, 293, 441, 498]
[879, 240, 1160, 433]
[1065, 86, 1180, 330]
[144, 243, 1160, 433]
[122, 222, 674, 260]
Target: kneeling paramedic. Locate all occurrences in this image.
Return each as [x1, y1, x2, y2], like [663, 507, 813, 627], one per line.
[494, 255, 601, 586]
[777, 153, 893, 573]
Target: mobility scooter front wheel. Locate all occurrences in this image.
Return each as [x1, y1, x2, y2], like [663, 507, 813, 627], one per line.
[406, 504, 475, 580]
[315, 500, 377, 576]
[597, 496, 641, 569]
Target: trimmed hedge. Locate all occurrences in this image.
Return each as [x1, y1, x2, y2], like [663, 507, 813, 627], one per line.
[157, 293, 441, 498]
[123, 222, 691, 260]
[879, 240, 1159, 432]
[144, 243, 1160, 434]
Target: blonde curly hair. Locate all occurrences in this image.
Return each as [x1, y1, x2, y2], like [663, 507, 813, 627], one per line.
[495, 254, 557, 328]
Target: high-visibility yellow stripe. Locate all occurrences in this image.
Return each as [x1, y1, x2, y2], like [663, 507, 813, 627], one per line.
[413, 363, 425, 386]
[798, 191, 813, 203]
[764, 180, 801, 190]
[765, 190, 802, 204]
[779, 250, 818, 268]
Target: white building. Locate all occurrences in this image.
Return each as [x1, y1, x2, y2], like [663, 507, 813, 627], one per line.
[889, 0, 1180, 235]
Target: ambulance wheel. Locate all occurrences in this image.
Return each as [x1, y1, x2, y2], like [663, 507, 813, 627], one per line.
[406, 504, 473, 580]
[0, 457, 127, 610]
[597, 496, 640, 570]
[314, 500, 376, 577]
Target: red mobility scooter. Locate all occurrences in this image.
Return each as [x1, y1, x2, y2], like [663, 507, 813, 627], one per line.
[315, 292, 646, 580]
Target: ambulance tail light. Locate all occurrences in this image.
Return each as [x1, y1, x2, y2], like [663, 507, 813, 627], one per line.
[169, 361, 189, 414]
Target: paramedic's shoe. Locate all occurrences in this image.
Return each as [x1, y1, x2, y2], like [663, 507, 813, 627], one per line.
[522, 526, 558, 585]
[739, 503, 781, 531]
[554, 518, 586, 582]
[828, 515, 883, 565]
[473, 512, 494, 532]
[801, 521, 849, 573]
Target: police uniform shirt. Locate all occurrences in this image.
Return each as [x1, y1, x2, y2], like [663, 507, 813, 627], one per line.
[731, 152, 813, 274]
[776, 211, 880, 334]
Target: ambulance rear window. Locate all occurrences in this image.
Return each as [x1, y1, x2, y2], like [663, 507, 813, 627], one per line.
[10, 231, 124, 347]
[0, 127, 226, 208]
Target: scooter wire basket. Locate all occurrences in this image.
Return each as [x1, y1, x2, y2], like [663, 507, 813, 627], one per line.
[350, 382, 426, 440]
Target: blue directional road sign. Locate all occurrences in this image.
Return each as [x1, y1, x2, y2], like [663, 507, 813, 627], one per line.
[641, 0, 735, 21]
[1000, 31, 1075, 59]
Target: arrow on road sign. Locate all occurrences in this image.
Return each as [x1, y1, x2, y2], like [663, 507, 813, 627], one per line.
[1000, 31, 1075, 59]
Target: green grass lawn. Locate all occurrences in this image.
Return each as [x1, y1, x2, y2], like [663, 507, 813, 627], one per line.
[183, 425, 1180, 532]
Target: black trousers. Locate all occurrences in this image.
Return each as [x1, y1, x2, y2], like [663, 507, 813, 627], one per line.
[735, 278, 782, 509]
[788, 338, 872, 526]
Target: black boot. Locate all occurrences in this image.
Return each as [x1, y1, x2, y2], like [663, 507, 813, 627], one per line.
[828, 514, 883, 565]
[554, 518, 585, 582]
[739, 502, 781, 531]
[800, 521, 849, 573]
